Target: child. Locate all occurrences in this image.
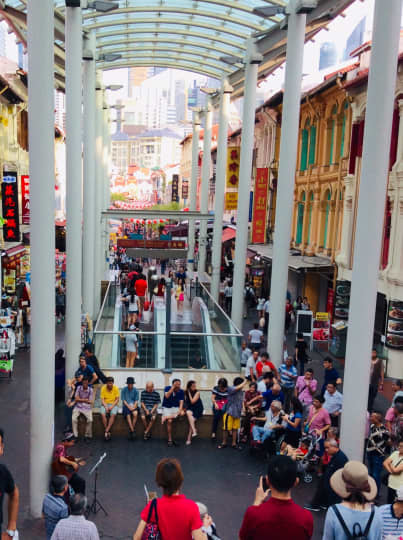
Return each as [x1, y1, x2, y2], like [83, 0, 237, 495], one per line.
[241, 382, 262, 443]
[280, 437, 310, 460]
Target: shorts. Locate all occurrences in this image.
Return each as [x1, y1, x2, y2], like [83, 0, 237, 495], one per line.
[101, 405, 118, 415]
[162, 407, 179, 419]
[122, 405, 138, 417]
[223, 413, 240, 431]
[141, 409, 157, 418]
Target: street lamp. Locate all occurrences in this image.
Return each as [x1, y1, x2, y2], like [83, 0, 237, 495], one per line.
[105, 84, 124, 91]
[98, 53, 122, 62]
[82, 0, 119, 12]
[252, 6, 286, 17]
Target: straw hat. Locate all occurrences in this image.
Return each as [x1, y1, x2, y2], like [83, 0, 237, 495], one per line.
[330, 461, 377, 501]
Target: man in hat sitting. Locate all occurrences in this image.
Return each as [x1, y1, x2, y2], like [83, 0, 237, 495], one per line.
[121, 376, 139, 440]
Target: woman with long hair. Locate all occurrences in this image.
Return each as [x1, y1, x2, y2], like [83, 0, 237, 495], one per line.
[185, 380, 204, 446]
[211, 378, 228, 440]
[283, 396, 303, 448]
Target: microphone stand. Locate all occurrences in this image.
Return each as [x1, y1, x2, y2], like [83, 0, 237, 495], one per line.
[86, 453, 108, 517]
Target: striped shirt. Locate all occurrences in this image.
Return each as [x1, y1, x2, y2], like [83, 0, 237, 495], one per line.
[380, 504, 403, 539]
[50, 515, 99, 540]
[42, 493, 68, 540]
[279, 363, 297, 389]
[141, 390, 161, 411]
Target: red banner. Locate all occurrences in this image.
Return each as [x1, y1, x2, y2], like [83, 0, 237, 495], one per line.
[117, 239, 186, 249]
[252, 168, 269, 243]
[21, 175, 30, 224]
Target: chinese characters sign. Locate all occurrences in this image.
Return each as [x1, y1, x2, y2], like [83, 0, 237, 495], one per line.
[251, 168, 268, 243]
[181, 179, 189, 200]
[171, 174, 179, 202]
[21, 175, 30, 224]
[117, 239, 186, 249]
[225, 192, 238, 210]
[2, 172, 20, 242]
[226, 147, 240, 188]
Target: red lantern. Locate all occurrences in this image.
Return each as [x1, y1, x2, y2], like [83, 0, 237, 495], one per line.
[153, 220, 157, 224]
[130, 218, 134, 223]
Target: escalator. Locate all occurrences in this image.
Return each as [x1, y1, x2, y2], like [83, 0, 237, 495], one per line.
[170, 333, 205, 369]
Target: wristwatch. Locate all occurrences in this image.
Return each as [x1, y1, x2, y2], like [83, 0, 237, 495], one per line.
[6, 530, 18, 538]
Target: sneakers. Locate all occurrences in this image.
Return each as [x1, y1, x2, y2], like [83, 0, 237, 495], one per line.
[303, 504, 321, 512]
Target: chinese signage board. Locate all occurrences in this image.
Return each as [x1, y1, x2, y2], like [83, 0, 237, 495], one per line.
[251, 168, 269, 243]
[181, 179, 189, 200]
[226, 147, 240, 188]
[225, 192, 238, 210]
[171, 174, 179, 202]
[2, 172, 20, 242]
[21, 174, 30, 224]
[117, 239, 186, 249]
[334, 280, 350, 319]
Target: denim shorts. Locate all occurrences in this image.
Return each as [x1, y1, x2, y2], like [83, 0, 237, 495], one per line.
[122, 405, 138, 417]
[101, 405, 118, 415]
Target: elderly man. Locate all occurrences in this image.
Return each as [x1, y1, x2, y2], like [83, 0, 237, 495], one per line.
[50, 494, 99, 540]
[261, 383, 284, 412]
[323, 382, 343, 428]
[100, 377, 120, 441]
[72, 377, 93, 442]
[140, 381, 161, 440]
[251, 400, 285, 445]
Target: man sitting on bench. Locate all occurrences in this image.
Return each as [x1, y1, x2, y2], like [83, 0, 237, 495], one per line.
[100, 377, 120, 441]
[161, 379, 185, 447]
[140, 381, 161, 440]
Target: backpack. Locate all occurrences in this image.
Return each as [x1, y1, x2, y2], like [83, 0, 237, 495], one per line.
[332, 505, 375, 539]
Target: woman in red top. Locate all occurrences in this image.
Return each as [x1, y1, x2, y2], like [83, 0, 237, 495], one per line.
[133, 458, 205, 540]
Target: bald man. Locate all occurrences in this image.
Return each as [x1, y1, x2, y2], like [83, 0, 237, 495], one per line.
[140, 382, 161, 440]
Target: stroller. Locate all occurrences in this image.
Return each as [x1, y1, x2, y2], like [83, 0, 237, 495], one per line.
[295, 431, 323, 483]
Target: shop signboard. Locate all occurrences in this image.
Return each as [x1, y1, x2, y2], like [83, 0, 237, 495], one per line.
[326, 288, 335, 323]
[334, 280, 350, 319]
[252, 168, 269, 243]
[117, 238, 186, 249]
[2, 172, 20, 242]
[313, 312, 330, 345]
[21, 174, 30, 224]
[226, 147, 240, 188]
[386, 300, 403, 349]
[181, 179, 189, 200]
[225, 192, 238, 210]
[171, 174, 179, 202]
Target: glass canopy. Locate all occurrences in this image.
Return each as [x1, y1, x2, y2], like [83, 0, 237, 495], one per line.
[1, 0, 354, 95]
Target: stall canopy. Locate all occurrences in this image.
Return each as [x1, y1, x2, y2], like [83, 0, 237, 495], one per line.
[222, 227, 236, 243]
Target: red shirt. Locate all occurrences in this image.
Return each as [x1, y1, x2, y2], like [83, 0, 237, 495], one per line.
[135, 279, 147, 297]
[239, 497, 313, 540]
[140, 494, 202, 540]
[256, 360, 276, 378]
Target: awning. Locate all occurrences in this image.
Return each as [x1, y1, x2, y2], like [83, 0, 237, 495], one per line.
[222, 227, 236, 243]
[248, 243, 334, 272]
[4, 243, 25, 258]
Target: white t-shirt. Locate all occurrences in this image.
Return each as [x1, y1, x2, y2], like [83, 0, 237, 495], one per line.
[245, 356, 257, 377]
[257, 380, 267, 393]
[129, 296, 139, 312]
[249, 329, 263, 344]
[264, 300, 271, 314]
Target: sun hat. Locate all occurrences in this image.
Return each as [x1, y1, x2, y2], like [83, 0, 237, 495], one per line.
[330, 461, 377, 501]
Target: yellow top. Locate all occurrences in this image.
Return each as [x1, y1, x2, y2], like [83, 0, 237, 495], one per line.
[101, 384, 120, 405]
[388, 450, 403, 490]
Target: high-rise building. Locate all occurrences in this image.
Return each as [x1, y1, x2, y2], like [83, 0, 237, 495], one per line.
[319, 42, 338, 70]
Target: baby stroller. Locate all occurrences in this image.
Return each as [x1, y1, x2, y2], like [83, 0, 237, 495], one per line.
[295, 432, 323, 483]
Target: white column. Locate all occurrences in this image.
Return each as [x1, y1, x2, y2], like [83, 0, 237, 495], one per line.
[65, 5, 83, 380]
[267, 2, 306, 365]
[211, 79, 232, 301]
[82, 31, 96, 319]
[187, 111, 201, 274]
[198, 101, 213, 280]
[231, 39, 262, 329]
[93, 76, 104, 317]
[340, 0, 402, 461]
[28, 0, 55, 517]
[335, 174, 355, 269]
[103, 106, 110, 277]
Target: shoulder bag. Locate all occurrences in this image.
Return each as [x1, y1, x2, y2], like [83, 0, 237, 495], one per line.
[142, 498, 162, 540]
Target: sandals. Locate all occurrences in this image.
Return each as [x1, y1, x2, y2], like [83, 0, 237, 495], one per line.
[218, 444, 227, 449]
[232, 444, 242, 450]
[167, 441, 173, 447]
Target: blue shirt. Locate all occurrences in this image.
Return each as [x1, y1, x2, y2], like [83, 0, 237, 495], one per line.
[323, 367, 340, 389]
[279, 363, 298, 388]
[286, 411, 303, 432]
[380, 503, 403, 539]
[74, 364, 94, 380]
[323, 504, 383, 540]
[262, 389, 284, 411]
[162, 386, 185, 408]
[121, 386, 139, 405]
[42, 493, 68, 540]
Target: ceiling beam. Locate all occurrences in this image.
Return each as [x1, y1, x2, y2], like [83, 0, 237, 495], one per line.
[98, 60, 220, 80]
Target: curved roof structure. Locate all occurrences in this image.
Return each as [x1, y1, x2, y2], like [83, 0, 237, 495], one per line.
[1, 0, 354, 97]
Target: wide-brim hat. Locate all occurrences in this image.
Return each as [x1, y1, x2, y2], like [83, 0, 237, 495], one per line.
[330, 461, 377, 501]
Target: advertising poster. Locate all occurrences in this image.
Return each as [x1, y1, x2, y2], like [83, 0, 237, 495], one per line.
[2, 172, 20, 242]
[386, 300, 403, 349]
[251, 168, 269, 243]
[226, 147, 240, 188]
[334, 280, 350, 319]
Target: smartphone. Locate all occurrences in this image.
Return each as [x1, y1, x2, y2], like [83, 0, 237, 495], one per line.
[261, 475, 269, 492]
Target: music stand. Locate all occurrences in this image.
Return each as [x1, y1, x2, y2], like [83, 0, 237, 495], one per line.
[87, 452, 108, 517]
